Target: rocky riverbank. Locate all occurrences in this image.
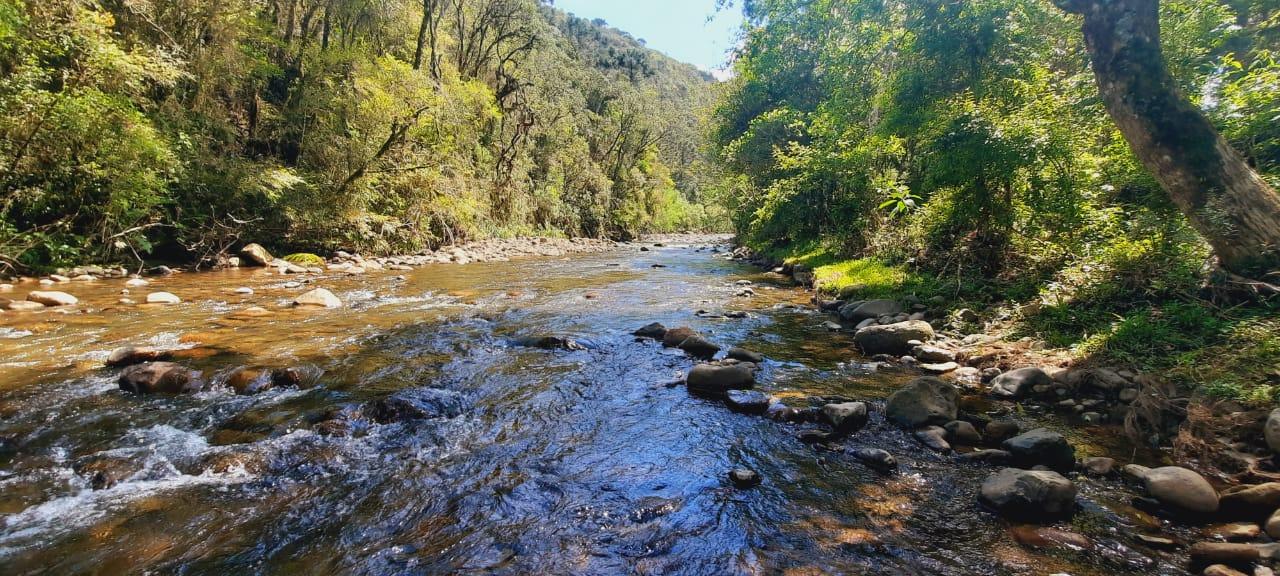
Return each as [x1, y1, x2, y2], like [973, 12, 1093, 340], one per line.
[722, 244, 1280, 576]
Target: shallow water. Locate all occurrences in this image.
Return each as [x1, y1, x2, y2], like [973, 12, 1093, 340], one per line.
[0, 241, 1191, 574]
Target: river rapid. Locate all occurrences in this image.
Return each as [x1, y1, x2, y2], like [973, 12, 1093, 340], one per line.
[0, 238, 1192, 575]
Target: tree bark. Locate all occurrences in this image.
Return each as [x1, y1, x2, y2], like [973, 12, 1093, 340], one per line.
[1057, 0, 1280, 276]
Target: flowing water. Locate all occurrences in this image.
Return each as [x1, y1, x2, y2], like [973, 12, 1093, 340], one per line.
[0, 239, 1192, 575]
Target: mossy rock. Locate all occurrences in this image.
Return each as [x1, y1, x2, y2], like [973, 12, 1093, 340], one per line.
[282, 253, 325, 266]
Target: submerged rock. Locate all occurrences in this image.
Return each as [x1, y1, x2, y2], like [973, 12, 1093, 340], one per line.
[855, 320, 935, 355]
[979, 467, 1077, 521]
[885, 377, 959, 428]
[366, 388, 464, 423]
[514, 335, 586, 351]
[118, 362, 203, 394]
[686, 362, 756, 399]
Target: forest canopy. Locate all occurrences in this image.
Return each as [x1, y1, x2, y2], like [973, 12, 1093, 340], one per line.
[0, 0, 728, 270]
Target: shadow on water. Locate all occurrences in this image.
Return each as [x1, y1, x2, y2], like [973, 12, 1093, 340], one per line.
[0, 243, 1193, 575]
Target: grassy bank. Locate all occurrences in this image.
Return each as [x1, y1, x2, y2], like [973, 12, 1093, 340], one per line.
[760, 242, 1280, 407]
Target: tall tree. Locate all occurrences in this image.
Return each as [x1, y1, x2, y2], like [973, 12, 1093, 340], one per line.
[1057, 0, 1280, 278]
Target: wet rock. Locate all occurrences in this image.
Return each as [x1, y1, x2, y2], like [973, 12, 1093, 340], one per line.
[366, 388, 464, 423]
[797, 430, 831, 444]
[851, 448, 898, 472]
[822, 321, 843, 331]
[1144, 466, 1220, 515]
[726, 347, 764, 363]
[839, 299, 902, 322]
[915, 426, 952, 452]
[2, 299, 45, 311]
[1010, 525, 1092, 551]
[679, 336, 721, 360]
[686, 362, 756, 399]
[662, 326, 699, 348]
[1205, 523, 1262, 542]
[944, 420, 983, 445]
[1188, 542, 1263, 567]
[1203, 565, 1249, 576]
[515, 335, 586, 351]
[959, 449, 1012, 465]
[990, 367, 1052, 400]
[1081, 457, 1116, 477]
[984, 420, 1021, 443]
[1135, 533, 1181, 550]
[634, 322, 667, 340]
[728, 468, 761, 489]
[118, 362, 203, 394]
[725, 390, 771, 414]
[240, 243, 274, 266]
[200, 450, 268, 476]
[821, 401, 868, 437]
[105, 346, 171, 368]
[293, 288, 342, 308]
[1220, 483, 1280, 520]
[885, 376, 959, 428]
[979, 467, 1077, 521]
[73, 454, 141, 490]
[225, 367, 276, 395]
[145, 291, 181, 304]
[1002, 428, 1076, 473]
[26, 290, 78, 306]
[854, 320, 935, 355]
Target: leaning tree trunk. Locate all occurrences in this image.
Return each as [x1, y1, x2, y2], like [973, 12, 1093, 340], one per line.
[1057, 0, 1280, 277]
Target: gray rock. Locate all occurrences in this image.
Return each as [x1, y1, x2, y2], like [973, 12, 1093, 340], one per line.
[105, 346, 170, 367]
[839, 299, 902, 322]
[1266, 408, 1280, 455]
[634, 322, 667, 340]
[26, 290, 78, 306]
[726, 347, 764, 363]
[984, 420, 1021, 443]
[989, 367, 1052, 399]
[915, 426, 951, 452]
[1002, 428, 1076, 473]
[979, 468, 1076, 521]
[851, 448, 898, 472]
[821, 401, 868, 437]
[1121, 464, 1151, 484]
[886, 377, 959, 428]
[1143, 466, 1219, 515]
[855, 320, 935, 355]
[725, 390, 771, 414]
[662, 327, 699, 348]
[921, 361, 959, 374]
[679, 336, 721, 360]
[944, 420, 983, 445]
[686, 362, 756, 399]
[959, 449, 1012, 465]
[729, 468, 761, 488]
[1080, 457, 1116, 477]
[240, 243, 273, 266]
[913, 345, 956, 363]
[366, 388, 464, 423]
[293, 288, 341, 308]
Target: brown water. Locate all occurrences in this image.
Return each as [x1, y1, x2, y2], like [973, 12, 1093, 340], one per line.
[0, 241, 1190, 575]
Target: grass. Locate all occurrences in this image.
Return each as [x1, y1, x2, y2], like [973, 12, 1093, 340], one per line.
[760, 241, 945, 301]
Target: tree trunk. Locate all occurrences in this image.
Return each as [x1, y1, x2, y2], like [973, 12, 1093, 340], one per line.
[1058, 0, 1280, 276]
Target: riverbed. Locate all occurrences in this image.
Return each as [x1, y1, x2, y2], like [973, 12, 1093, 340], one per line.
[0, 239, 1191, 574]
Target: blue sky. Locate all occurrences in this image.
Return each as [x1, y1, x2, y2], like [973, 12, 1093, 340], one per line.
[551, 0, 744, 78]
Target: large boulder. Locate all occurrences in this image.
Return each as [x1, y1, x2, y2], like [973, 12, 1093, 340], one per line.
[27, 291, 78, 306]
[1143, 466, 1220, 515]
[118, 362, 203, 394]
[686, 362, 756, 399]
[822, 401, 869, 437]
[839, 299, 902, 322]
[885, 377, 958, 428]
[989, 367, 1052, 399]
[1266, 408, 1280, 455]
[979, 467, 1077, 521]
[366, 388, 464, 423]
[855, 320, 935, 355]
[240, 243, 274, 266]
[293, 288, 342, 308]
[1002, 428, 1076, 473]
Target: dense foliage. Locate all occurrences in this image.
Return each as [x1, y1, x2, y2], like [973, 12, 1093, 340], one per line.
[0, 0, 727, 270]
[714, 0, 1280, 401]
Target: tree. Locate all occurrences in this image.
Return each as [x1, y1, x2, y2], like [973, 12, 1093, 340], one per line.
[1057, 0, 1280, 279]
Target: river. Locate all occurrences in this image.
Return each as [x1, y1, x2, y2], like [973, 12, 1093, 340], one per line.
[0, 238, 1191, 574]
